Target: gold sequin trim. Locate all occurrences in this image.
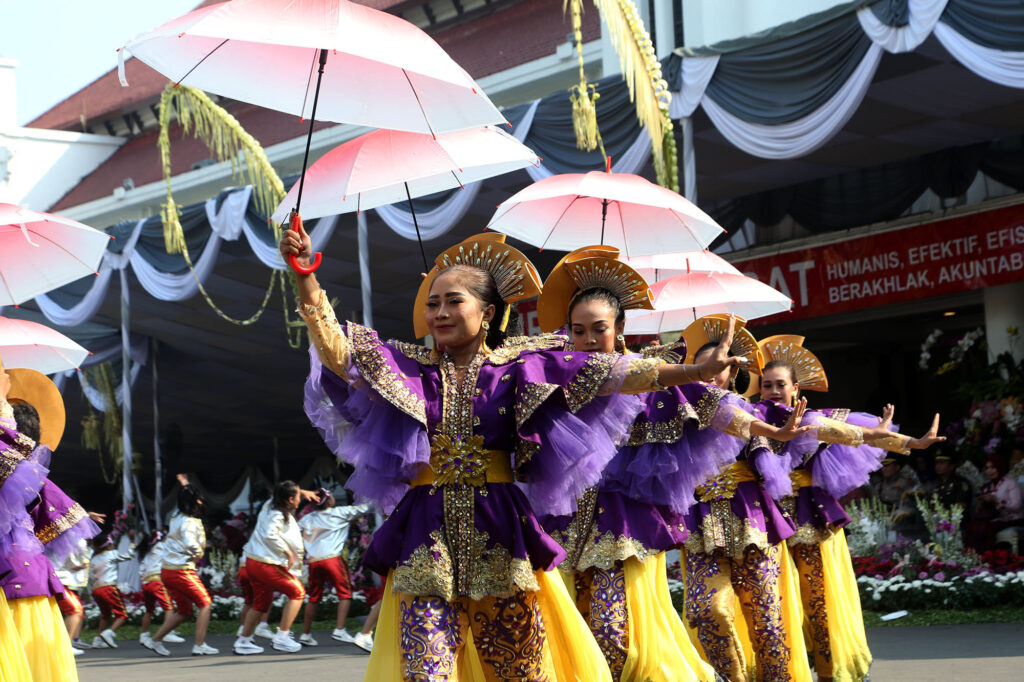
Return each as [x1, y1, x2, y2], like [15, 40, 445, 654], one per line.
[684, 503, 771, 559]
[627, 401, 700, 446]
[618, 357, 667, 393]
[515, 383, 559, 429]
[869, 433, 912, 455]
[815, 418, 864, 447]
[36, 503, 87, 545]
[563, 353, 618, 413]
[348, 323, 427, 425]
[393, 529, 538, 601]
[694, 387, 728, 429]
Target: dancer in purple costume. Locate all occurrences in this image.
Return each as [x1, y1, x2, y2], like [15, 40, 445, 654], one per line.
[282, 227, 752, 682]
[533, 247, 818, 682]
[0, 361, 101, 680]
[751, 335, 944, 682]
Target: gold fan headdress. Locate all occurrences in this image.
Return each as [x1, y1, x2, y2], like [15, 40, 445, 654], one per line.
[681, 314, 764, 373]
[536, 245, 654, 333]
[413, 233, 542, 339]
[6, 368, 66, 451]
[758, 334, 828, 392]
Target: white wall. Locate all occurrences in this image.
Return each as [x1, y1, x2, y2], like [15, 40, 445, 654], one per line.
[681, 0, 853, 49]
[0, 127, 124, 211]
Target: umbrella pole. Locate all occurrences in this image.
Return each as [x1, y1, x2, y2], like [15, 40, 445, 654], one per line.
[600, 197, 608, 245]
[287, 48, 330, 275]
[405, 182, 430, 273]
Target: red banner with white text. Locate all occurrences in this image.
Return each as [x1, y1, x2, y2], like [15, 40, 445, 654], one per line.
[732, 204, 1024, 325]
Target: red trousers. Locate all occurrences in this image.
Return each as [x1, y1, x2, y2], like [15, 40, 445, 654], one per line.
[307, 556, 352, 603]
[93, 585, 128, 620]
[246, 558, 304, 612]
[161, 568, 211, 617]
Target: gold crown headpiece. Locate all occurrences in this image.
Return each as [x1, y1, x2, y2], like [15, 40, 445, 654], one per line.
[413, 233, 542, 339]
[681, 314, 764, 374]
[536, 245, 654, 333]
[758, 335, 828, 392]
[6, 368, 66, 451]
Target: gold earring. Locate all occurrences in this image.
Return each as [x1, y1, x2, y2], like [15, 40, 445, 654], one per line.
[482, 320, 490, 331]
[616, 334, 626, 352]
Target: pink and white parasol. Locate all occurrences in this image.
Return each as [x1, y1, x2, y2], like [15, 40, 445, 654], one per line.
[0, 317, 90, 374]
[0, 204, 110, 307]
[271, 126, 538, 223]
[486, 166, 723, 257]
[119, 0, 504, 135]
[624, 271, 792, 334]
[623, 250, 741, 282]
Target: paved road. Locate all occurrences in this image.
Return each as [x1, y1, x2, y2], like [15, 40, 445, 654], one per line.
[77, 622, 1024, 681]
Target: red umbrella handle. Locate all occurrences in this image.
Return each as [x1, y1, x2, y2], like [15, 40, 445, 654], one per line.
[287, 212, 322, 275]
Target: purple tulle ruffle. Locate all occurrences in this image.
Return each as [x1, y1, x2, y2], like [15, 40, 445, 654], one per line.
[807, 412, 888, 498]
[304, 348, 429, 514]
[518, 392, 642, 517]
[0, 455, 47, 538]
[751, 445, 794, 500]
[43, 515, 101, 565]
[602, 421, 743, 514]
[0, 519, 44, 558]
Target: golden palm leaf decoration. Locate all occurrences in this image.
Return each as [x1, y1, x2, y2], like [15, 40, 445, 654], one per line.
[592, 0, 678, 192]
[157, 84, 285, 254]
[564, 0, 602, 154]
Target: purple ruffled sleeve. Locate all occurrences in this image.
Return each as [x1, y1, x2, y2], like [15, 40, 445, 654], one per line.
[806, 411, 888, 498]
[31, 480, 101, 564]
[0, 424, 48, 539]
[601, 385, 747, 514]
[515, 352, 643, 517]
[304, 342, 429, 515]
[742, 400, 797, 500]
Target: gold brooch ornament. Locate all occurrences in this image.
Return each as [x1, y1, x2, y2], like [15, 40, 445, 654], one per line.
[429, 434, 490, 489]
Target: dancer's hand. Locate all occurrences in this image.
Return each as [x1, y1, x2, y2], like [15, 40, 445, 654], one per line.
[773, 397, 812, 442]
[88, 511, 107, 524]
[697, 315, 751, 378]
[279, 212, 313, 268]
[879, 404, 895, 430]
[176, 473, 190, 487]
[908, 414, 946, 450]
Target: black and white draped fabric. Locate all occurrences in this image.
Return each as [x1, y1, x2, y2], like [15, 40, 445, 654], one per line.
[669, 0, 1024, 161]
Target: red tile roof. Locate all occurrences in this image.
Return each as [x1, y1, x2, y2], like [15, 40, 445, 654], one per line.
[49, 103, 332, 211]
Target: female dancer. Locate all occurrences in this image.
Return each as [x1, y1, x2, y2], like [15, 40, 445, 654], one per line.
[283, 227, 750, 681]
[235, 480, 312, 655]
[138, 530, 185, 646]
[533, 247, 817, 681]
[298, 489, 370, 646]
[89, 531, 137, 648]
[144, 474, 219, 657]
[2, 365, 100, 680]
[56, 538, 91, 652]
[681, 317, 943, 682]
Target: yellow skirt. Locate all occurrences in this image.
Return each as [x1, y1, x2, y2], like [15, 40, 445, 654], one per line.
[366, 569, 613, 681]
[0, 591, 33, 682]
[621, 553, 718, 682]
[8, 595, 78, 682]
[818, 529, 872, 682]
[680, 547, 813, 682]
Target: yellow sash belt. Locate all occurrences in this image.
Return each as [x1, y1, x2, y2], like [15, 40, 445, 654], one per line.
[411, 449, 514, 488]
[695, 461, 757, 502]
[790, 469, 813, 490]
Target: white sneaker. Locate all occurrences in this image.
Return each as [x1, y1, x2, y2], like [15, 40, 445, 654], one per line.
[72, 647, 84, 657]
[71, 639, 90, 650]
[164, 631, 186, 644]
[298, 633, 318, 646]
[192, 642, 219, 656]
[271, 629, 302, 653]
[233, 637, 264, 655]
[332, 628, 355, 643]
[142, 638, 170, 657]
[254, 622, 275, 639]
[353, 632, 373, 653]
[139, 632, 152, 645]
[91, 636, 109, 649]
[99, 629, 118, 648]
[236, 625, 244, 637]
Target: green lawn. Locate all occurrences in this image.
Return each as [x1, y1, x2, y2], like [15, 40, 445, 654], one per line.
[863, 606, 1024, 628]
